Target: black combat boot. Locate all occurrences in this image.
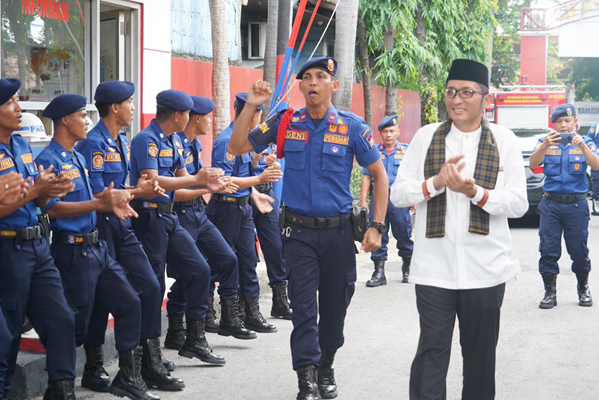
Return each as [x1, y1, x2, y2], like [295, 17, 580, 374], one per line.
[401, 258, 411, 283]
[318, 350, 337, 399]
[205, 297, 220, 333]
[141, 338, 185, 391]
[218, 296, 257, 339]
[366, 259, 386, 287]
[109, 347, 160, 400]
[592, 199, 599, 216]
[242, 296, 277, 333]
[81, 344, 111, 392]
[296, 365, 319, 400]
[539, 273, 557, 309]
[164, 314, 185, 351]
[160, 354, 176, 373]
[271, 283, 292, 320]
[46, 380, 76, 400]
[576, 273, 593, 307]
[178, 318, 226, 365]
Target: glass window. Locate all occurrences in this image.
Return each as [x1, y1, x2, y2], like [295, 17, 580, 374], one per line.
[1, 0, 87, 102]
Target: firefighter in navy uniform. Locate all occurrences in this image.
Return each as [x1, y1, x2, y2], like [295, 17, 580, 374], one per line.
[228, 57, 389, 400]
[164, 95, 256, 348]
[37, 94, 160, 400]
[0, 165, 34, 399]
[75, 81, 170, 392]
[586, 121, 599, 215]
[129, 89, 228, 376]
[251, 144, 292, 320]
[360, 115, 413, 287]
[206, 92, 283, 335]
[0, 79, 78, 400]
[529, 104, 599, 309]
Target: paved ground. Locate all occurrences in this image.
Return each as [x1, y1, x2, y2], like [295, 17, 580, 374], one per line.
[40, 213, 599, 400]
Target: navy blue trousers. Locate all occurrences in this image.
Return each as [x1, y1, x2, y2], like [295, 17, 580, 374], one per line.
[592, 169, 599, 200]
[51, 240, 141, 352]
[85, 214, 162, 346]
[251, 190, 287, 286]
[0, 235, 76, 395]
[538, 196, 591, 275]
[206, 200, 260, 299]
[370, 198, 413, 261]
[166, 203, 239, 316]
[0, 305, 14, 393]
[131, 209, 210, 320]
[283, 223, 356, 370]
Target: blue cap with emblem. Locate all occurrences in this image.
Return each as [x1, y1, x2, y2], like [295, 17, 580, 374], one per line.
[296, 57, 337, 80]
[551, 103, 577, 123]
[378, 114, 400, 131]
[156, 89, 193, 111]
[94, 81, 135, 104]
[190, 96, 215, 115]
[42, 94, 87, 120]
[234, 92, 265, 111]
[0, 79, 21, 106]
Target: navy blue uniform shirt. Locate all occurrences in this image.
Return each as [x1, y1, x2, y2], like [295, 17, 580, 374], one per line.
[176, 132, 204, 176]
[130, 120, 185, 203]
[534, 135, 598, 194]
[36, 139, 96, 233]
[363, 141, 409, 190]
[249, 105, 380, 217]
[212, 122, 253, 198]
[0, 134, 39, 228]
[76, 120, 131, 194]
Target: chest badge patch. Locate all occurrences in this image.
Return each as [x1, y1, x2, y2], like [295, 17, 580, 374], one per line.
[338, 124, 348, 135]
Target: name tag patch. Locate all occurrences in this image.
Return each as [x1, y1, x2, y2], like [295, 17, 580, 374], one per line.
[105, 153, 122, 162]
[21, 153, 33, 163]
[286, 130, 307, 141]
[159, 149, 173, 158]
[546, 149, 561, 156]
[324, 134, 349, 145]
[0, 158, 15, 171]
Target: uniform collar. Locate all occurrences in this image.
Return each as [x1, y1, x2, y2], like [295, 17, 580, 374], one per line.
[97, 120, 121, 146]
[49, 139, 73, 162]
[149, 119, 168, 142]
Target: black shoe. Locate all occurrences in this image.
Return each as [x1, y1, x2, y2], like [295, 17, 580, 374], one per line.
[178, 318, 226, 365]
[141, 338, 185, 391]
[318, 350, 338, 399]
[576, 273, 593, 307]
[109, 348, 160, 400]
[401, 258, 411, 283]
[206, 297, 220, 333]
[296, 365, 319, 400]
[592, 199, 599, 216]
[218, 296, 257, 340]
[46, 380, 76, 400]
[82, 344, 111, 392]
[164, 314, 185, 351]
[366, 260, 387, 287]
[160, 354, 176, 372]
[242, 296, 277, 333]
[539, 273, 557, 309]
[271, 283, 292, 320]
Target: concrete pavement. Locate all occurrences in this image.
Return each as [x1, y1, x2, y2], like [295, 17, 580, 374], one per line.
[35, 213, 599, 400]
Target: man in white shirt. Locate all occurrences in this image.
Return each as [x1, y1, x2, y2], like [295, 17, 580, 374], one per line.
[391, 59, 528, 400]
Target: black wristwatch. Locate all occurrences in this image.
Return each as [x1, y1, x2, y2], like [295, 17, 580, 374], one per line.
[371, 222, 387, 234]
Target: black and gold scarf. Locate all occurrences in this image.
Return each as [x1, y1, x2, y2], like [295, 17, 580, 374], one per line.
[423, 117, 499, 238]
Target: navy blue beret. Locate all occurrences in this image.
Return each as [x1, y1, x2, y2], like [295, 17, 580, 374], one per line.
[190, 96, 215, 115]
[378, 115, 400, 131]
[42, 94, 87, 120]
[0, 79, 20, 106]
[234, 92, 265, 111]
[551, 103, 577, 123]
[94, 81, 135, 104]
[156, 89, 193, 111]
[296, 57, 338, 80]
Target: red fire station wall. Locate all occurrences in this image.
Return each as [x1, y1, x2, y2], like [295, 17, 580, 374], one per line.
[142, 58, 422, 164]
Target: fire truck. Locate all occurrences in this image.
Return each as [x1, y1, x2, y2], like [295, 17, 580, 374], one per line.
[486, 85, 576, 215]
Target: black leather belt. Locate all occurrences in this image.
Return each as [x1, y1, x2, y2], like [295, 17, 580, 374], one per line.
[131, 200, 175, 213]
[213, 194, 250, 206]
[545, 192, 587, 204]
[54, 229, 99, 246]
[284, 209, 351, 229]
[175, 196, 206, 208]
[0, 225, 42, 240]
[254, 183, 273, 194]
